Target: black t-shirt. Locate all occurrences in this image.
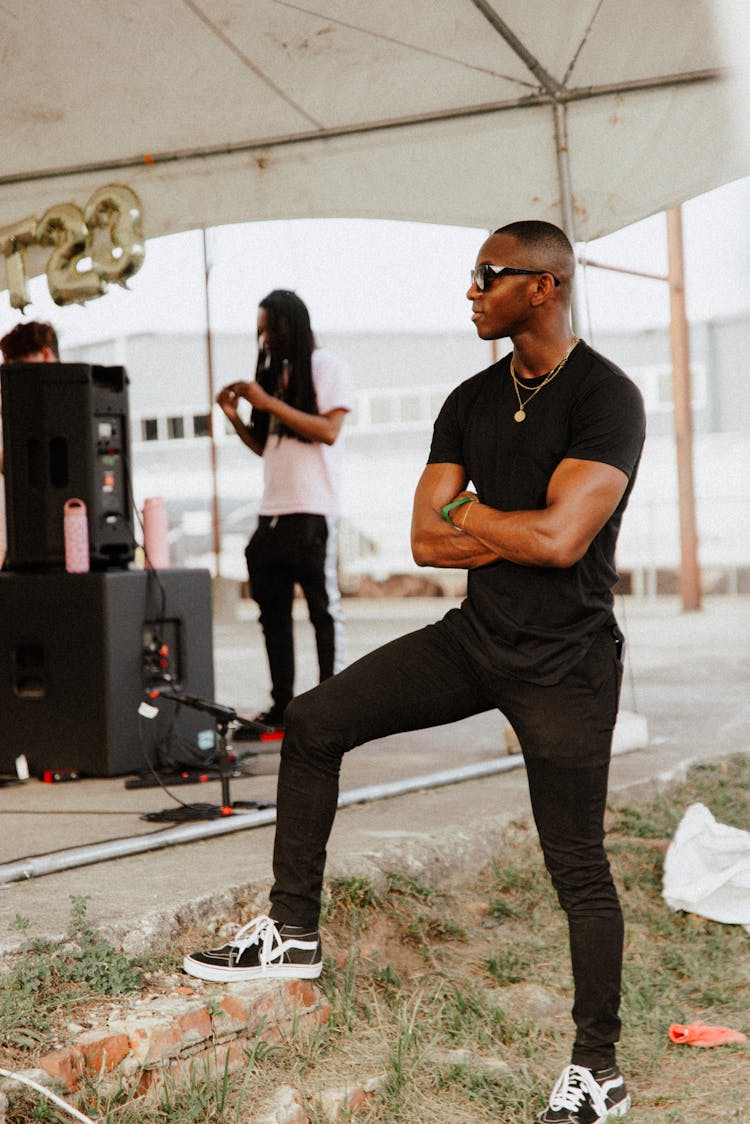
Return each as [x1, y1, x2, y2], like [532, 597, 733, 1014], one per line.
[427, 341, 646, 685]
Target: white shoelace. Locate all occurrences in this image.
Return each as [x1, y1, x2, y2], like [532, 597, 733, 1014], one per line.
[547, 1065, 609, 1117]
[229, 914, 284, 969]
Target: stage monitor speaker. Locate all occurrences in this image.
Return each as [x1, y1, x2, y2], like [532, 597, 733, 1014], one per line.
[1, 361, 134, 570]
[0, 569, 215, 777]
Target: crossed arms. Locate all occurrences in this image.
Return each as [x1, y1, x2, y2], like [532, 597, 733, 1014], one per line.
[410, 458, 629, 570]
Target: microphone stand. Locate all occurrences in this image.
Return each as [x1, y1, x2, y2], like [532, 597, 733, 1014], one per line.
[142, 689, 275, 821]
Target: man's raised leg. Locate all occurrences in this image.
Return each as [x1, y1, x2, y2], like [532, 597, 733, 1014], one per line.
[184, 620, 489, 982]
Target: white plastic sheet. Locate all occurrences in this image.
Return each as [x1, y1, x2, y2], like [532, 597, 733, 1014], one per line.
[663, 803, 750, 933]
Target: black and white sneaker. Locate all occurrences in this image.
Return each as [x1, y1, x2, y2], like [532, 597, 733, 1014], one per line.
[535, 1064, 631, 1123]
[183, 914, 321, 983]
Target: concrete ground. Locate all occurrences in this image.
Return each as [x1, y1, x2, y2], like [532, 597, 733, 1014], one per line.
[0, 595, 748, 958]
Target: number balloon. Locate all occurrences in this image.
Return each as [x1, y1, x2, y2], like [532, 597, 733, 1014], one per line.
[2, 184, 146, 307]
[36, 202, 107, 305]
[0, 215, 37, 310]
[85, 184, 145, 286]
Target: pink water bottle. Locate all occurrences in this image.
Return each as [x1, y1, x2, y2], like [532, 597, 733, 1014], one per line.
[142, 496, 170, 569]
[63, 498, 90, 573]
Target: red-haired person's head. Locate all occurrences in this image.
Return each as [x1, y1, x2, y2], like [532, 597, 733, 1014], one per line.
[0, 321, 59, 364]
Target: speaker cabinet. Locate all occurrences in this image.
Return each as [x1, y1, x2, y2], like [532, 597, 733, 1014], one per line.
[1, 361, 134, 570]
[0, 569, 215, 777]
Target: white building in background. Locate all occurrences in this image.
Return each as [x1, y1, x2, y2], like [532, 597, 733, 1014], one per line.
[66, 317, 750, 596]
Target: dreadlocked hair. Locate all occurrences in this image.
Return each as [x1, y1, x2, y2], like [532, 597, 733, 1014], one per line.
[251, 289, 319, 444]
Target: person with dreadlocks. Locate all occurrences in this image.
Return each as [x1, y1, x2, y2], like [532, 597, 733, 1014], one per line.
[217, 290, 353, 734]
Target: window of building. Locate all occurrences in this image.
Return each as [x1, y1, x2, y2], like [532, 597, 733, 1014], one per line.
[400, 394, 423, 423]
[167, 416, 185, 440]
[369, 397, 394, 425]
[349, 385, 451, 431]
[657, 371, 673, 406]
[192, 413, 211, 438]
[141, 417, 159, 442]
[630, 363, 707, 412]
[430, 391, 448, 417]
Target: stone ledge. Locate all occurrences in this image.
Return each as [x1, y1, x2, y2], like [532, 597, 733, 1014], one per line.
[1, 977, 330, 1112]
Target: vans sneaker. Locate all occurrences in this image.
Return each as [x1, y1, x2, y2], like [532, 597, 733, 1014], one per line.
[183, 914, 321, 983]
[535, 1064, 630, 1123]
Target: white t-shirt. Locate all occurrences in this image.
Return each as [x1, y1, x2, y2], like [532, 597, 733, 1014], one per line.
[259, 349, 353, 517]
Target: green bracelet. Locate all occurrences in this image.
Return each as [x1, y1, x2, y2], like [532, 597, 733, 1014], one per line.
[441, 495, 475, 525]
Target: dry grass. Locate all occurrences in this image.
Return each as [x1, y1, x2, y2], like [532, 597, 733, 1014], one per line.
[3, 755, 749, 1122]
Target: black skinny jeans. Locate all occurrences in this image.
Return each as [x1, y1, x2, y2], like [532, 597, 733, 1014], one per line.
[270, 614, 625, 1069]
[246, 514, 339, 713]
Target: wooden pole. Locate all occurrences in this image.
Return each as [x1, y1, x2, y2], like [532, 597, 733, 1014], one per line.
[202, 229, 222, 579]
[666, 206, 701, 611]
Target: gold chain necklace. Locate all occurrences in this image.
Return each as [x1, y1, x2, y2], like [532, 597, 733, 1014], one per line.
[509, 337, 579, 423]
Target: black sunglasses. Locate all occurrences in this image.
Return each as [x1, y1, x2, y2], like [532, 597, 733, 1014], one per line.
[470, 264, 560, 291]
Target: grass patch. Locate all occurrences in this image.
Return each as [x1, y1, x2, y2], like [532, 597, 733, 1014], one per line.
[3, 756, 749, 1122]
[0, 896, 142, 1053]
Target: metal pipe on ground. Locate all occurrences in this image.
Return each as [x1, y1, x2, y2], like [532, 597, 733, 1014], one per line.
[0, 755, 524, 885]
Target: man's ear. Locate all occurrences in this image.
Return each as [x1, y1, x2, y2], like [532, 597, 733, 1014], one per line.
[529, 273, 558, 307]
[40, 346, 57, 362]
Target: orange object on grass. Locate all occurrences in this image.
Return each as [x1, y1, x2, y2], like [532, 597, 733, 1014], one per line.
[669, 1021, 747, 1047]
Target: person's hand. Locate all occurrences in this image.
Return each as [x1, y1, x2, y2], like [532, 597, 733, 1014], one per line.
[221, 380, 273, 411]
[216, 384, 241, 418]
[237, 380, 273, 410]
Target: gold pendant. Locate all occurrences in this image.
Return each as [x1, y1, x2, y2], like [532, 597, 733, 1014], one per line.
[514, 409, 526, 423]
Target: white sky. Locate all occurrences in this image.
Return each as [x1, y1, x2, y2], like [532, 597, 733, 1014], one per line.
[2, 175, 750, 349]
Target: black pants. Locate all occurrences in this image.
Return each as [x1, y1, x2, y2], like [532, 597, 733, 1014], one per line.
[246, 514, 343, 713]
[270, 613, 625, 1069]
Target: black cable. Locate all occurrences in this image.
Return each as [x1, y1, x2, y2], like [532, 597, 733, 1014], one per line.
[121, 450, 248, 816]
[122, 446, 184, 784]
[136, 708, 213, 815]
[135, 704, 250, 822]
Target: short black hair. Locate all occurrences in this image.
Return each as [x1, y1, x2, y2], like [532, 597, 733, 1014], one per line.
[491, 221, 575, 287]
[494, 219, 571, 255]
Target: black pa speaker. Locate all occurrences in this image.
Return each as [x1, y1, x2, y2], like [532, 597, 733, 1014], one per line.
[0, 569, 215, 777]
[1, 361, 134, 570]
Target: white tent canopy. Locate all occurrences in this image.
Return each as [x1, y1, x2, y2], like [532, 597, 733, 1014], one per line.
[2, 0, 749, 286]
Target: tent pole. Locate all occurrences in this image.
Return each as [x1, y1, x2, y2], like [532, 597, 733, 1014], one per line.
[553, 102, 584, 335]
[666, 206, 701, 611]
[202, 229, 222, 579]
[580, 210, 702, 610]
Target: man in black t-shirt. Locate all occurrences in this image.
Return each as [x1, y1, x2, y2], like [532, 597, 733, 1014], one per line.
[428, 331, 643, 685]
[185, 221, 645, 1124]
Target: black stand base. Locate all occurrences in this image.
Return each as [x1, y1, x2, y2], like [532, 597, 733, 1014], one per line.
[142, 797, 274, 823]
[141, 689, 276, 822]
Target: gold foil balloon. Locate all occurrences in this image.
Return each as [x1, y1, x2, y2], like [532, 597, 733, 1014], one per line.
[0, 214, 37, 310]
[1, 184, 146, 307]
[85, 183, 145, 287]
[36, 202, 107, 305]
